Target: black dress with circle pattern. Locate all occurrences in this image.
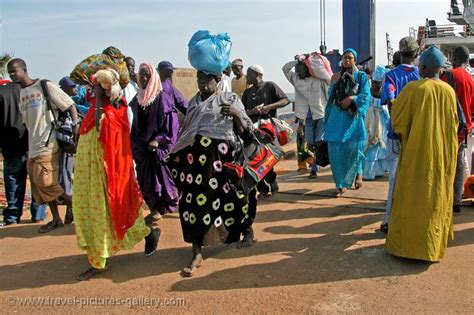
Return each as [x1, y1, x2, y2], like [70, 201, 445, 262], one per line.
[168, 134, 250, 246]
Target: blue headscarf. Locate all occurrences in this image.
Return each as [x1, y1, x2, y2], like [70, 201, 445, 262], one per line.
[419, 46, 445, 67]
[372, 65, 389, 82]
[343, 48, 358, 62]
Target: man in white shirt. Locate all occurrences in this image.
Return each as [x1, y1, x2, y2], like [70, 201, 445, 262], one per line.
[282, 59, 329, 178]
[7, 58, 79, 233]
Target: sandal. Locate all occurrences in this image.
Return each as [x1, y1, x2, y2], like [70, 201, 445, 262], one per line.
[333, 188, 347, 198]
[354, 176, 363, 189]
[38, 220, 64, 233]
[77, 266, 108, 281]
[182, 255, 203, 277]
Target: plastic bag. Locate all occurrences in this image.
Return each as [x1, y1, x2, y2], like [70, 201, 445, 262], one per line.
[302, 52, 333, 82]
[188, 30, 232, 75]
[70, 46, 130, 89]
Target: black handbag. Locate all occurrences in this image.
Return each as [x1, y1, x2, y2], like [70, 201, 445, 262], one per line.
[314, 140, 330, 167]
[224, 130, 284, 194]
[41, 80, 77, 154]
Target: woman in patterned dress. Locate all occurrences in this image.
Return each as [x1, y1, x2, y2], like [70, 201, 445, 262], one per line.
[73, 79, 149, 281]
[168, 71, 253, 277]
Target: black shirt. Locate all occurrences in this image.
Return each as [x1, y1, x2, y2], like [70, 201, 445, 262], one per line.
[0, 82, 28, 159]
[241, 81, 288, 123]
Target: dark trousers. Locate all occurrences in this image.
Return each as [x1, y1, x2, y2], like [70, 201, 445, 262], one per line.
[256, 169, 277, 194]
[3, 154, 46, 223]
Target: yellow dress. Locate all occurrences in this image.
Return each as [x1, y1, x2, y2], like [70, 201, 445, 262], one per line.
[385, 78, 458, 261]
[73, 129, 149, 269]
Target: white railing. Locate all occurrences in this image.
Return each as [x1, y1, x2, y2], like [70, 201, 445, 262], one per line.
[424, 23, 473, 38]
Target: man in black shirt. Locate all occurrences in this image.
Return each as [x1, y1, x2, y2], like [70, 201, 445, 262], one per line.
[242, 65, 290, 124]
[1, 82, 46, 225]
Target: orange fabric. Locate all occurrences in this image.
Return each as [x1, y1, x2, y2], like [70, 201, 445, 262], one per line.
[464, 175, 474, 198]
[80, 96, 143, 240]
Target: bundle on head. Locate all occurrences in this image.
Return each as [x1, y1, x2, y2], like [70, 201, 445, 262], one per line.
[90, 68, 123, 103]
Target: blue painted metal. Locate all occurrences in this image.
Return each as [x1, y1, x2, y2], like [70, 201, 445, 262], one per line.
[342, 0, 375, 69]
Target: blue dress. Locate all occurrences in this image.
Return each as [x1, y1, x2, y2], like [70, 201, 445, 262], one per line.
[324, 70, 371, 189]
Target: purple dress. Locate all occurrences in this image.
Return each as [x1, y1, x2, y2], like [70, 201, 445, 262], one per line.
[130, 84, 187, 214]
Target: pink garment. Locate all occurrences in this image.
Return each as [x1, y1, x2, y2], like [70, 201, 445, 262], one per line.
[137, 63, 162, 107]
[303, 52, 333, 83]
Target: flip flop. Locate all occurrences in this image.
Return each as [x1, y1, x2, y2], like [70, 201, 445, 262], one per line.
[333, 188, 347, 198]
[38, 221, 64, 233]
[77, 266, 108, 281]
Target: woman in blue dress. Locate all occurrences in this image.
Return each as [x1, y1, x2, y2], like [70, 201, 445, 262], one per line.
[324, 49, 371, 197]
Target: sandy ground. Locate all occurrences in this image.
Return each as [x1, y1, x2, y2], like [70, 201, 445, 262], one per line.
[1, 151, 473, 314]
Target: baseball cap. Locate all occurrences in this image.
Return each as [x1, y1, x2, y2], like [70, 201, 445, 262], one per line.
[59, 76, 76, 90]
[157, 61, 176, 71]
[399, 37, 419, 53]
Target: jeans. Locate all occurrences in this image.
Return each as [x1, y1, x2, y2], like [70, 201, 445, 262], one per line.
[3, 154, 47, 223]
[384, 138, 400, 224]
[453, 144, 466, 206]
[305, 111, 325, 173]
[58, 152, 74, 198]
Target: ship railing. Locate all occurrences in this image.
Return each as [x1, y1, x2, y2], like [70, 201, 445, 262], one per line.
[423, 23, 473, 39]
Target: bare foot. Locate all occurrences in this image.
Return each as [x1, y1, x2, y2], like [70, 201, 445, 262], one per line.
[238, 227, 255, 248]
[182, 254, 203, 277]
[354, 176, 363, 189]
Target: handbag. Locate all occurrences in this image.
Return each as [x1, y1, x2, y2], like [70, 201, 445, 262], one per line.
[314, 140, 330, 167]
[266, 116, 293, 145]
[224, 131, 283, 194]
[41, 80, 77, 154]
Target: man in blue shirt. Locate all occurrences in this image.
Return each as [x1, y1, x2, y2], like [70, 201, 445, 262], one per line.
[379, 37, 420, 233]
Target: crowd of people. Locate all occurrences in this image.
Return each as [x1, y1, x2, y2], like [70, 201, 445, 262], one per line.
[1, 36, 473, 280]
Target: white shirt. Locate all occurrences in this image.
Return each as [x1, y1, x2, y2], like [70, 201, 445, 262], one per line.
[282, 61, 329, 121]
[218, 74, 232, 93]
[19, 80, 74, 158]
[123, 81, 139, 130]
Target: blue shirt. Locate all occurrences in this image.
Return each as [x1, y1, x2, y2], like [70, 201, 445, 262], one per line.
[72, 85, 90, 115]
[380, 64, 420, 139]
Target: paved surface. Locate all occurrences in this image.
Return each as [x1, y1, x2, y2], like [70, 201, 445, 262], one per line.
[1, 148, 473, 314]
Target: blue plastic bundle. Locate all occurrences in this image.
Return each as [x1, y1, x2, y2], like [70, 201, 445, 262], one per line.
[188, 30, 232, 75]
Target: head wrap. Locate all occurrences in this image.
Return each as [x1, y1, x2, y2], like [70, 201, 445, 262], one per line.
[419, 46, 445, 67]
[372, 65, 389, 82]
[137, 63, 162, 108]
[343, 48, 358, 62]
[249, 64, 264, 75]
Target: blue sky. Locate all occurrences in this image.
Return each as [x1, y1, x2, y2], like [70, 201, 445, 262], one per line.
[1, 0, 449, 92]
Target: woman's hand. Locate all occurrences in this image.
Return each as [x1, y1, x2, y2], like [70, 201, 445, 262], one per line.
[148, 140, 159, 152]
[339, 96, 354, 109]
[220, 102, 240, 118]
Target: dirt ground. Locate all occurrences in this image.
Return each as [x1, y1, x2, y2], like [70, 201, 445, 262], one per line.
[1, 153, 473, 314]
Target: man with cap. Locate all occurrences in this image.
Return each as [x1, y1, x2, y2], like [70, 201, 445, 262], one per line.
[231, 58, 248, 98]
[123, 57, 139, 128]
[59, 76, 89, 116]
[379, 36, 420, 234]
[240, 64, 289, 247]
[385, 46, 458, 262]
[441, 46, 474, 213]
[58, 76, 87, 224]
[157, 60, 188, 115]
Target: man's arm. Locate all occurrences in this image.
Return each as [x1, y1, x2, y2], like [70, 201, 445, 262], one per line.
[260, 82, 290, 114]
[282, 61, 298, 86]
